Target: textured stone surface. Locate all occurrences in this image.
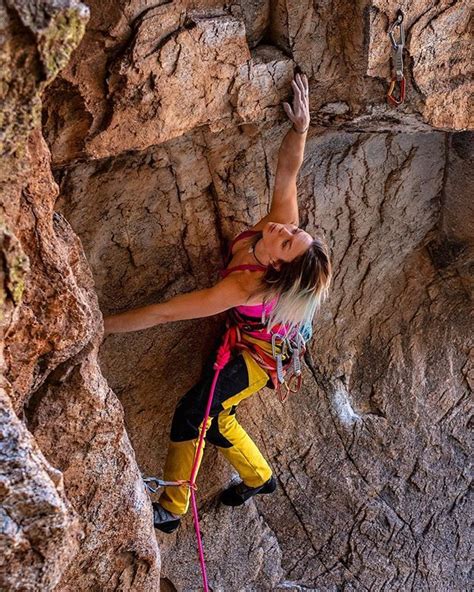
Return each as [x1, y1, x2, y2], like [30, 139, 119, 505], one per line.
[5, 131, 97, 411]
[27, 336, 161, 591]
[0, 389, 80, 591]
[3, 132, 161, 591]
[6, 134, 161, 592]
[1, 2, 87, 589]
[2, 0, 473, 590]
[44, 3, 294, 162]
[0, 0, 89, 170]
[1, 1, 160, 590]
[369, 1, 473, 130]
[159, 499, 284, 591]
[42, 0, 472, 165]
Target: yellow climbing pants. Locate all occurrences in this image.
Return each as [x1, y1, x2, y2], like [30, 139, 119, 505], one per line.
[159, 349, 272, 516]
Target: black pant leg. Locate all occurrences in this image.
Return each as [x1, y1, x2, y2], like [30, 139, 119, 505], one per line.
[169, 352, 250, 442]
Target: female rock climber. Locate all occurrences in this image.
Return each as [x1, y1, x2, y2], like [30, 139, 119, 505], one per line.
[103, 73, 332, 534]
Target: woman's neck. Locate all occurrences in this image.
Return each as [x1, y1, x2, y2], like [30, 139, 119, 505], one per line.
[250, 235, 270, 267]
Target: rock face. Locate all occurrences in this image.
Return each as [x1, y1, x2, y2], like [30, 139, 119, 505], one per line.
[1, 1, 160, 590]
[0, 388, 80, 591]
[42, 0, 472, 165]
[2, 0, 472, 591]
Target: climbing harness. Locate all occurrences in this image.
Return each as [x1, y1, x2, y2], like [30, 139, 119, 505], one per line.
[387, 10, 406, 106]
[142, 230, 314, 590]
[224, 307, 309, 402]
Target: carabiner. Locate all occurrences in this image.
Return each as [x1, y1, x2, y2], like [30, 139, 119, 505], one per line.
[292, 350, 301, 376]
[276, 353, 285, 384]
[388, 10, 404, 51]
[387, 77, 406, 106]
[287, 372, 302, 393]
[271, 333, 287, 358]
[277, 373, 302, 402]
[289, 337, 302, 376]
[143, 476, 166, 494]
[143, 476, 192, 494]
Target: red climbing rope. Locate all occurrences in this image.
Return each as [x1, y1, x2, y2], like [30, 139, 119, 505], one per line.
[188, 330, 232, 591]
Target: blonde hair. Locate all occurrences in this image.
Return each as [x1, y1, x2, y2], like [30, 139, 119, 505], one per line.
[250, 233, 332, 339]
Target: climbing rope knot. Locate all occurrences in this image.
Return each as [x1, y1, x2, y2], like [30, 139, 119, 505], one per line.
[213, 330, 233, 370]
[214, 347, 231, 370]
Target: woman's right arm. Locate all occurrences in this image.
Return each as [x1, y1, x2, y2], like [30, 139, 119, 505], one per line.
[103, 273, 249, 335]
[251, 73, 310, 231]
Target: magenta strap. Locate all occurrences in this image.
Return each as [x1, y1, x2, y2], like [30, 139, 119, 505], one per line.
[225, 230, 260, 262]
[220, 230, 266, 277]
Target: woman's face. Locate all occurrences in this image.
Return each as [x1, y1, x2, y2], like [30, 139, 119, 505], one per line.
[263, 222, 313, 267]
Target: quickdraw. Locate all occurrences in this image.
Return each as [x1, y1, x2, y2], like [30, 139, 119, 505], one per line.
[271, 329, 306, 402]
[387, 10, 406, 106]
[143, 476, 195, 494]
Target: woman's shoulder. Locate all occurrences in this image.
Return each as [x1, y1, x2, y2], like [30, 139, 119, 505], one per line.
[220, 266, 266, 305]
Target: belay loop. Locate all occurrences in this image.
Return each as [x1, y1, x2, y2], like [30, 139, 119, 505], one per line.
[387, 9, 406, 106]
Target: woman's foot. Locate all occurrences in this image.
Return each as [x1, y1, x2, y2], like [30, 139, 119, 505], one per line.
[220, 475, 277, 506]
[152, 502, 181, 533]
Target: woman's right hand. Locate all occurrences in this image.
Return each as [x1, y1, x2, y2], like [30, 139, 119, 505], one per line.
[282, 73, 310, 133]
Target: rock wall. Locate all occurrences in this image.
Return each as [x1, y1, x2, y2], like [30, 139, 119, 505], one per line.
[0, 1, 160, 590]
[42, 0, 472, 165]
[2, 0, 472, 591]
[57, 123, 473, 591]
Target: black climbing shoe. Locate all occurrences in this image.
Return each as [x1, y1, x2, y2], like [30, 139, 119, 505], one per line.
[152, 502, 181, 534]
[220, 475, 277, 506]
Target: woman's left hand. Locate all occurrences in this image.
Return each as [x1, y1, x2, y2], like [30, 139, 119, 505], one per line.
[282, 73, 310, 133]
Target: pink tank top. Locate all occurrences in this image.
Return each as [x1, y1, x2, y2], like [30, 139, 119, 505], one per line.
[236, 299, 278, 340]
[219, 230, 278, 340]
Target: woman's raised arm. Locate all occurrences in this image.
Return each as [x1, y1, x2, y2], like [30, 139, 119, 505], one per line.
[102, 273, 249, 335]
[251, 73, 310, 231]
